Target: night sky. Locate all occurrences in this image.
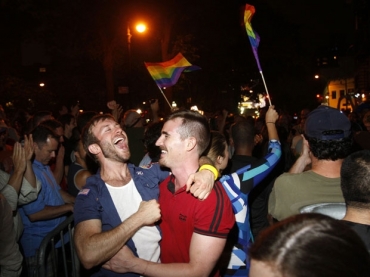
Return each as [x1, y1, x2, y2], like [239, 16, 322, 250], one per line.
[1, 0, 355, 115]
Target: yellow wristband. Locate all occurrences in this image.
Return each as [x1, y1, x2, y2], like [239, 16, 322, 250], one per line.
[199, 164, 219, 180]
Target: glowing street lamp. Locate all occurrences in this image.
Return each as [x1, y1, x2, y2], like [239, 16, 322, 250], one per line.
[127, 23, 147, 59]
[127, 22, 147, 96]
[135, 23, 146, 33]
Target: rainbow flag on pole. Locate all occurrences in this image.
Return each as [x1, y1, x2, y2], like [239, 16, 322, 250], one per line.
[244, 4, 262, 72]
[144, 53, 200, 88]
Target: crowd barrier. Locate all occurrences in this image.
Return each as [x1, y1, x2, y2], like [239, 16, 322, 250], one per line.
[35, 214, 80, 277]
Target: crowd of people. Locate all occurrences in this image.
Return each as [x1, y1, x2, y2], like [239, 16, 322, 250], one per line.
[1, 99, 370, 277]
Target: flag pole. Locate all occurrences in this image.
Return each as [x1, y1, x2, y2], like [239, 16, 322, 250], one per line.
[158, 86, 172, 109]
[259, 71, 272, 106]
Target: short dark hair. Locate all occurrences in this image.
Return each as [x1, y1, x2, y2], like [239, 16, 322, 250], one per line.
[341, 150, 370, 209]
[305, 136, 352, 161]
[249, 213, 370, 277]
[31, 124, 59, 147]
[167, 110, 210, 155]
[81, 114, 115, 160]
[230, 121, 255, 149]
[40, 119, 63, 132]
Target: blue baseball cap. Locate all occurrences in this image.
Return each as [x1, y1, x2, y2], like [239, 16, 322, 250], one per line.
[305, 105, 351, 140]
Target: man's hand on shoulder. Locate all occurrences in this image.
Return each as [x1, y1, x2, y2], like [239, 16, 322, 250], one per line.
[186, 169, 215, 200]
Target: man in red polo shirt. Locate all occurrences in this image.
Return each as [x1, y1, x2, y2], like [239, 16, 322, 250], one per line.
[104, 110, 235, 277]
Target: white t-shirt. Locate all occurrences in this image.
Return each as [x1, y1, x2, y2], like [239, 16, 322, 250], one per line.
[106, 180, 161, 262]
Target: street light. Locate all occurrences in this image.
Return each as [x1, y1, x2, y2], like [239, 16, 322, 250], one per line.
[135, 23, 146, 33]
[314, 74, 330, 106]
[127, 23, 147, 55]
[126, 22, 147, 101]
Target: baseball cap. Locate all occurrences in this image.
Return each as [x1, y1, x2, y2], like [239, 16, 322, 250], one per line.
[304, 105, 351, 140]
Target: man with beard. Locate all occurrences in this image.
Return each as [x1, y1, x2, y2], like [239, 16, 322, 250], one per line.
[103, 110, 235, 277]
[73, 114, 216, 277]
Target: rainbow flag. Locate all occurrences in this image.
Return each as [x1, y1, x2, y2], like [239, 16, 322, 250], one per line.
[244, 4, 262, 72]
[145, 53, 200, 88]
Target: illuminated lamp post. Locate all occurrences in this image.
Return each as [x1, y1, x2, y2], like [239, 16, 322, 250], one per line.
[126, 23, 146, 106]
[127, 23, 147, 83]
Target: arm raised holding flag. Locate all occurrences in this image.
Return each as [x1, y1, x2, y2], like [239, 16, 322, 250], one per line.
[245, 4, 272, 106]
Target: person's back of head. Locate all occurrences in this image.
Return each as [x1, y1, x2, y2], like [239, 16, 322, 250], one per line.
[341, 150, 370, 209]
[249, 213, 370, 277]
[204, 131, 228, 173]
[230, 120, 255, 150]
[304, 105, 352, 161]
[167, 110, 210, 156]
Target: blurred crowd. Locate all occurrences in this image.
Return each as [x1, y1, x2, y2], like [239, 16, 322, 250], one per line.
[1, 99, 370, 277]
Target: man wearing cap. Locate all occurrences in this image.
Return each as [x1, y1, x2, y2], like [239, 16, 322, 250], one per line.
[268, 105, 353, 221]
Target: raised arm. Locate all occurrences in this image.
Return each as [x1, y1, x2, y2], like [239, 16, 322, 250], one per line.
[22, 134, 37, 188]
[265, 105, 279, 141]
[52, 144, 65, 185]
[7, 142, 26, 195]
[6, 135, 41, 207]
[288, 135, 311, 173]
[107, 100, 123, 123]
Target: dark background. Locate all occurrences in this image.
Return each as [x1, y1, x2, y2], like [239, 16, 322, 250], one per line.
[0, 0, 358, 116]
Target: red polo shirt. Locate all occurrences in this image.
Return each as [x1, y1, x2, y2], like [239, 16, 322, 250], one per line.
[159, 175, 235, 275]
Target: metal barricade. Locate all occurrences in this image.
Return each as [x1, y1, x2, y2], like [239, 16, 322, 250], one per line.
[35, 214, 80, 277]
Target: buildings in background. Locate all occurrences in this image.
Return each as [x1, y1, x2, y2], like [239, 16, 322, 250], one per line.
[315, 0, 370, 112]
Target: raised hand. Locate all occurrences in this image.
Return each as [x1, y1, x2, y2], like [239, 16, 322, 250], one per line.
[107, 100, 117, 110]
[265, 105, 279, 124]
[12, 142, 26, 173]
[23, 134, 35, 161]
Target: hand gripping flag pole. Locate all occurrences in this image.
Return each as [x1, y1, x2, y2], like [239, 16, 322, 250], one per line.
[145, 53, 201, 109]
[244, 4, 272, 106]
